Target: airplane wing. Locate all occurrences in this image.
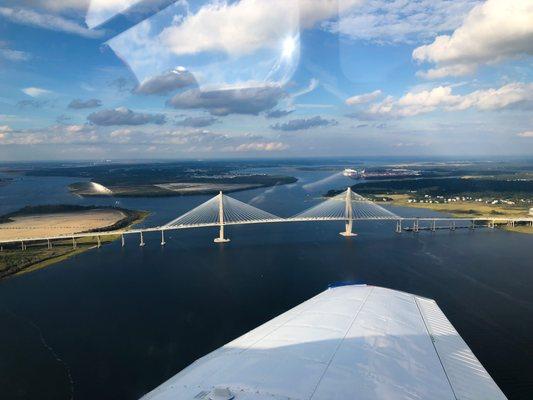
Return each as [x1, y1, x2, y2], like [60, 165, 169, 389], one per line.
[140, 284, 507, 400]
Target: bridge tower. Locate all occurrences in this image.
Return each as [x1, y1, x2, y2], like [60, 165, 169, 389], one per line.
[214, 191, 230, 243]
[340, 187, 357, 237]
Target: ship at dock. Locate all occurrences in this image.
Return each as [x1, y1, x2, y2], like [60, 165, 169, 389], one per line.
[342, 168, 365, 178]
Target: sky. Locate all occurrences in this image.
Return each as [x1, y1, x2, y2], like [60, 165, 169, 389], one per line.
[0, 0, 531, 161]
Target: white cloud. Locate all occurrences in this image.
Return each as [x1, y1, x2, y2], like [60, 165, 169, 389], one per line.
[160, 0, 361, 57]
[110, 128, 132, 138]
[413, 0, 533, 78]
[346, 90, 382, 105]
[356, 82, 533, 118]
[0, 125, 12, 140]
[21, 87, 52, 97]
[0, 122, 292, 155]
[0, 124, 100, 145]
[0, 47, 31, 62]
[0, 7, 102, 38]
[234, 142, 288, 152]
[107, 1, 359, 87]
[449, 83, 533, 111]
[331, 0, 480, 44]
[517, 131, 533, 138]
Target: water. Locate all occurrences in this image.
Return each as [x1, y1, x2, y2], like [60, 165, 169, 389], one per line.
[0, 166, 532, 399]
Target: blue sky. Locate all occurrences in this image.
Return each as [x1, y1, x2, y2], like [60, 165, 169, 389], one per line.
[0, 0, 531, 160]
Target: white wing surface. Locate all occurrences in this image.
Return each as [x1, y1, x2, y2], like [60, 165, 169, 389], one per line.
[140, 285, 507, 400]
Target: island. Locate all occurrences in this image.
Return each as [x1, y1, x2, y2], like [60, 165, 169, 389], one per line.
[23, 161, 298, 197]
[0, 205, 148, 279]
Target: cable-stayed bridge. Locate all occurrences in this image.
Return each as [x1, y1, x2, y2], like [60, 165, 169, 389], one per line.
[1, 188, 532, 250]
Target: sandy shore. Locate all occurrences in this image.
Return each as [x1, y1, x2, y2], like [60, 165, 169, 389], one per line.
[0, 209, 126, 241]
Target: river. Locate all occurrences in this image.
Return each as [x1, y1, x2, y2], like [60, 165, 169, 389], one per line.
[0, 164, 532, 399]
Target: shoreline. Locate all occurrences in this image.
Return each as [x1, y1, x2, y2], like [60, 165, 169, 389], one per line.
[0, 209, 149, 280]
[69, 176, 298, 197]
[376, 194, 532, 234]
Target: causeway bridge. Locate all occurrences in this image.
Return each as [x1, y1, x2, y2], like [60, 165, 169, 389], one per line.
[1, 188, 532, 250]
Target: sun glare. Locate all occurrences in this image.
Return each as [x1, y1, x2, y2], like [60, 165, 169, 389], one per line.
[282, 36, 297, 59]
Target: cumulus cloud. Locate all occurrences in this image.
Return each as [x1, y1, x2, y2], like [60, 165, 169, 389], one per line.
[330, 0, 480, 44]
[22, 87, 51, 97]
[135, 67, 197, 95]
[354, 82, 533, 119]
[167, 85, 285, 116]
[175, 116, 218, 128]
[265, 109, 294, 118]
[345, 90, 382, 105]
[234, 141, 289, 152]
[0, 124, 101, 145]
[0, 7, 102, 38]
[517, 131, 533, 138]
[271, 116, 337, 131]
[159, 0, 361, 57]
[0, 122, 288, 154]
[0, 125, 12, 140]
[413, 0, 533, 78]
[68, 98, 102, 109]
[87, 107, 166, 126]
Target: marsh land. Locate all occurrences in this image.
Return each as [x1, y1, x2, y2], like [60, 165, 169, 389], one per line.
[19, 161, 297, 197]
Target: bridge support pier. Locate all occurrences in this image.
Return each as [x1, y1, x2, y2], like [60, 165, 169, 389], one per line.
[339, 188, 357, 237]
[450, 221, 456, 231]
[160, 230, 166, 246]
[412, 219, 419, 233]
[139, 231, 145, 247]
[340, 220, 357, 237]
[47, 239, 52, 249]
[72, 237, 77, 249]
[470, 220, 475, 230]
[214, 191, 230, 243]
[97, 236, 101, 248]
[121, 234, 125, 247]
[214, 224, 230, 243]
[431, 220, 436, 232]
[396, 219, 402, 233]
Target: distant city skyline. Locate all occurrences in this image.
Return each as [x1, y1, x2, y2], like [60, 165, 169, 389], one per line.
[0, 0, 532, 160]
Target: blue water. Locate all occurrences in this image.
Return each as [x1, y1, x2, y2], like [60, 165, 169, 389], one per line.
[0, 166, 532, 399]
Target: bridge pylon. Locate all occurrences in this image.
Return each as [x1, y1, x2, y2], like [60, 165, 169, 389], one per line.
[340, 187, 357, 237]
[214, 191, 230, 243]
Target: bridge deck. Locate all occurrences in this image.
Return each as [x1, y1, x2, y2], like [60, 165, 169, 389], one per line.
[0, 216, 532, 245]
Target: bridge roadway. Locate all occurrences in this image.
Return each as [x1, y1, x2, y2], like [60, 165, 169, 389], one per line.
[1, 189, 532, 248]
[1, 216, 532, 247]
